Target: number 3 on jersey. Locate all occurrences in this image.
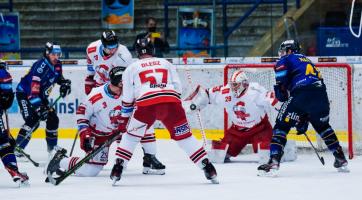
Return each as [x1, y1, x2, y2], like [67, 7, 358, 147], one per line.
[139, 69, 168, 84]
[305, 64, 322, 79]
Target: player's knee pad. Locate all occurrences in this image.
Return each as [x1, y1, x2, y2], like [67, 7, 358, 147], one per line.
[127, 117, 148, 139]
[46, 111, 59, 131]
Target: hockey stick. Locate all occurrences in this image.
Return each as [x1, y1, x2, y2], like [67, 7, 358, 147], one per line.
[16, 95, 62, 149]
[300, 131, 325, 165]
[182, 56, 207, 148]
[69, 130, 79, 157]
[47, 132, 122, 186]
[4, 110, 40, 167]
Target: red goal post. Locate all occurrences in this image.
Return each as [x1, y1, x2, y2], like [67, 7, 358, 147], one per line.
[224, 63, 353, 159]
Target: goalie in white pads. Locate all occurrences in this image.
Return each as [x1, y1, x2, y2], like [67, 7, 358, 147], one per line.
[185, 70, 296, 163]
[47, 67, 165, 178]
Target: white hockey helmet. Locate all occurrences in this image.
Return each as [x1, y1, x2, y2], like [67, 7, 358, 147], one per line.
[229, 70, 249, 98]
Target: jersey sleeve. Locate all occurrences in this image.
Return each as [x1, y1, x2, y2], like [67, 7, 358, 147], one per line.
[86, 46, 96, 76]
[120, 46, 134, 67]
[76, 91, 101, 130]
[253, 83, 278, 113]
[121, 66, 135, 117]
[28, 61, 44, 107]
[206, 85, 225, 105]
[274, 58, 288, 86]
[0, 69, 13, 93]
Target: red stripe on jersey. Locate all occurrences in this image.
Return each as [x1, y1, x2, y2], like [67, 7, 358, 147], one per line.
[0, 77, 12, 83]
[221, 88, 230, 94]
[87, 46, 96, 54]
[275, 65, 286, 71]
[89, 93, 103, 104]
[136, 95, 181, 107]
[76, 105, 86, 114]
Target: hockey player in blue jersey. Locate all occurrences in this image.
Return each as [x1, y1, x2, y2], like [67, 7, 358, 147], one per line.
[257, 40, 349, 176]
[15, 42, 71, 158]
[0, 60, 29, 186]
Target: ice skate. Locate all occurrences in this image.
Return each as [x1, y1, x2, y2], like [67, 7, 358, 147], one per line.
[257, 153, 282, 177]
[110, 158, 124, 186]
[142, 153, 166, 175]
[46, 147, 67, 176]
[201, 158, 219, 184]
[5, 164, 29, 187]
[333, 147, 349, 173]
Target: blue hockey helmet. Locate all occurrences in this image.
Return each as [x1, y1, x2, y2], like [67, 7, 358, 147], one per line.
[44, 42, 62, 57]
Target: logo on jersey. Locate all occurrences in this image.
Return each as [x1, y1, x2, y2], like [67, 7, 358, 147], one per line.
[150, 83, 167, 88]
[233, 101, 250, 120]
[109, 105, 122, 128]
[174, 122, 190, 137]
[285, 112, 300, 123]
[37, 62, 47, 73]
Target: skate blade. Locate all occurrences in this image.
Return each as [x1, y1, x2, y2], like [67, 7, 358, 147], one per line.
[142, 167, 165, 175]
[16, 180, 30, 188]
[337, 166, 350, 173]
[112, 179, 118, 186]
[47, 172, 57, 185]
[210, 177, 219, 184]
[257, 169, 278, 177]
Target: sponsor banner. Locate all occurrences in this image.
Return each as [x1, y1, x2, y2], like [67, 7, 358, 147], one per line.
[101, 0, 134, 29]
[0, 12, 20, 51]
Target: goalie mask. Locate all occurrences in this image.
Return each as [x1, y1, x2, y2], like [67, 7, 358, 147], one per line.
[229, 70, 249, 98]
[109, 66, 126, 87]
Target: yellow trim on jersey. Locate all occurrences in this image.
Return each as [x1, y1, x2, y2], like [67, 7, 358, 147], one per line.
[9, 128, 349, 142]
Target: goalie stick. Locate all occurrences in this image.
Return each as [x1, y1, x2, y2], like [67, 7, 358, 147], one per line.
[46, 132, 122, 186]
[182, 56, 207, 148]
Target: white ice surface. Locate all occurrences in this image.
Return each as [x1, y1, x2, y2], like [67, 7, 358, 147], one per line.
[1, 139, 361, 200]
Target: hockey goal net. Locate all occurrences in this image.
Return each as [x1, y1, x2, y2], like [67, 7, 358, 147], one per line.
[224, 63, 354, 159]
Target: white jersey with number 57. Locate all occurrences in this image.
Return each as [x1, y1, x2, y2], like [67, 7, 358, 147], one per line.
[122, 57, 182, 107]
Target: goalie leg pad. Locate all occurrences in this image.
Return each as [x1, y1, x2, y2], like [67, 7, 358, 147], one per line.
[208, 140, 229, 163]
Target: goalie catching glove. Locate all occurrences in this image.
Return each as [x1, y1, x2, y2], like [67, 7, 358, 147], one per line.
[183, 85, 209, 113]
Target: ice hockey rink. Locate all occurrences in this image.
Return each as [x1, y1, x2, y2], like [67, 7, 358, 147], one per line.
[1, 139, 361, 200]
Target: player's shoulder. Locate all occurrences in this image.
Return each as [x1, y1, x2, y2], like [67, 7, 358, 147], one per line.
[248, 82, 266, 93]
[86, 40, 101, 55]
[117, 44, 131, 53]
[87, 85, 105, 105]
[0, 69, 11, 80]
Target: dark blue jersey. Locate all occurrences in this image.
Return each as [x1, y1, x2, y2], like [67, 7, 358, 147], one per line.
[274, 54, 323, 92]
[0, 69, 12, 94]
[16, 57, 63, 107]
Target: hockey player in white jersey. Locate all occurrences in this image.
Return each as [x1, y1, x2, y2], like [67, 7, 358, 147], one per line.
[47, 67, 165, 178]
[85, 30, 133, 95]
[110, 38, 218, 185]
[185, 70, 296, 163]
[84, 30, 164, 173]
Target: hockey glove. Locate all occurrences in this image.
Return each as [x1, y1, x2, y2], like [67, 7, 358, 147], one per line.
[0, 91, 14, 110]
[84, 75, 95, 95]
[37, 105, 49, 121]
[79, 128, 94, 152]
[59, 79, 71, 98]
[273, 84, 289, 102]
